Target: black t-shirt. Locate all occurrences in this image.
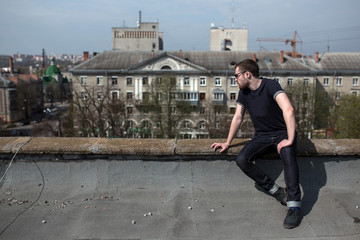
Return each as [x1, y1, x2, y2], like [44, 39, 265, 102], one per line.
[236, 78, 287, 135]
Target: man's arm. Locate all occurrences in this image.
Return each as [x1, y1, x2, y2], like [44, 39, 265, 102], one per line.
[275, 92, 296, 154]
[211, 104, 245, 153]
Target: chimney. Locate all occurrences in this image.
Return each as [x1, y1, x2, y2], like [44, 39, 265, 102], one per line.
[9, 56, 14, 74]
[179, 50, 183, 59]
[83, 51, 89, 61]
[280, 50, 284, 63]
[252, 53, 257, 62]
[151, 49, 154, 58]
[314, 52, 319, 63]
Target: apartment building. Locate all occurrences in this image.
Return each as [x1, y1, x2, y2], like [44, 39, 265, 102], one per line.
[112, 11, 163, 51]
[69, 50, 360, 138]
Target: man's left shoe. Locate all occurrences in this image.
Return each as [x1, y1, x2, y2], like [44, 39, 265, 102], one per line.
[273, 187, 287, 206]
[283, 208, 301, 229]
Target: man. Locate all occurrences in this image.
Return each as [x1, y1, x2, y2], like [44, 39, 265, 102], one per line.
[211, 59, 301, 229]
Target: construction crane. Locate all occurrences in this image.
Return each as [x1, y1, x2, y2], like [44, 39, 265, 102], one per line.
[256, 31, 303, 58]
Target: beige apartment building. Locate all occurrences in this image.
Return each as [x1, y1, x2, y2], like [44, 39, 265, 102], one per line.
[112, 12, 163, 51]
[69, 50, 360, 138]
[210, 25, 248, 51]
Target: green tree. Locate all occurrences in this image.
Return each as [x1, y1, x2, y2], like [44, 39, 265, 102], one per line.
[332, 94, 360, 138]
[285, 81, 315, 138]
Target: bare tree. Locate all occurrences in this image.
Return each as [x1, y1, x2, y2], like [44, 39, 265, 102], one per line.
[137, 74, 192, 138]
[72, 80, 127, 137]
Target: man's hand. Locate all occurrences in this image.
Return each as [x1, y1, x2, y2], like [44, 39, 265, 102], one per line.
[277, 139, 293, 154]
[210, 142, 229, 153]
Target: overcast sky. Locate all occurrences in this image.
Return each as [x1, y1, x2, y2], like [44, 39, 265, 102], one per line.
[1, 0, 360, 56]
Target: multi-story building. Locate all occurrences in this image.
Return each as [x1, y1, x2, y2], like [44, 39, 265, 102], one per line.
[210, 24, 248, 51]
[0, 73, 17, 123]
[69, 50, 360, 138]
[112, 11, 164, 51]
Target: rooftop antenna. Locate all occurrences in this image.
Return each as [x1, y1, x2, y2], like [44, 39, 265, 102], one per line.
[137, 11, 142, 27]
[243, 18, 248, 29]
[231, 0, 235, 28]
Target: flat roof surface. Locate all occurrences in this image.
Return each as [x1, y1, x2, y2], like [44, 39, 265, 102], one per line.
[0, 157, 359, 239]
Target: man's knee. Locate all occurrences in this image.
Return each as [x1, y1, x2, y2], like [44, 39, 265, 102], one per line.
[236, 153, 248, 170]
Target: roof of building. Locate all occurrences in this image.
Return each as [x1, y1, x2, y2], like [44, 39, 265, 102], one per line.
[70, 50, 360, 75]
[45, 59, 61, 76]
[0, 74, 16, 88]
[6, 74, 40, 85]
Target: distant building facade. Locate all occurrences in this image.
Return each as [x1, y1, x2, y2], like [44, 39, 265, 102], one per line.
[70, 50, 360, 138]
[0, 74, 17, 123]
[112, 12, 164, 51]
[210, 25, 248, 51]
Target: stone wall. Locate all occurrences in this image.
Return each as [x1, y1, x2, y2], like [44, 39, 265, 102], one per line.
[0, 137, 359, 160]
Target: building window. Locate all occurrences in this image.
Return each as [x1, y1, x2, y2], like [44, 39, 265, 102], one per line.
[112, 91, 118, 100]
[199, 107, 205, 114]
[81, 91, 88, 100]
[200, 92, 206, 100]
[287, 78, 293, 86]
[199, 121, 206, 129]
[353, 77, 359, 86]
[184, 77, 190, 86]
[230, 92, 236, 100]
[215, 77, 221, 86]
[230, 77, 236, 86]
[127, 77, 133, 86]
[171, 107, 176, 114]
[80, 76, 87, 85]
[323, 77, 329, 86]
[143, 92, 150, 102]
[336, 77, 342, 86]
[157, 93, 162, 100]
[181, 134, 192, 139]
[127, 92, 133, 100]
[111, 77, 118, 85]
[156, 77, 163, 85]
[214, 93, 223, 100]
[336, 91, 341, 99]
[96, 76, 103, 85]
[200, 77, 206, 86]
[304, 78, 309, 86]
[215, 122, 220, 129]
[352, 91, 358, 96]
[183, 121, 191, 129]
[127, 107, 133, 114]
[97, 92, 102, 100]
[230, 107, 236, 114]
[143, 77, 148, 85]
[127, 120, 134, 129]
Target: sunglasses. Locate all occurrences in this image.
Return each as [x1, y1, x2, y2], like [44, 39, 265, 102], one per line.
[234, 71, 247, 78]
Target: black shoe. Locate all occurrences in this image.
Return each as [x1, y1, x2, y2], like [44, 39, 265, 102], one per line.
[283, 208, 301, 229]
[273, 187, 287, 206]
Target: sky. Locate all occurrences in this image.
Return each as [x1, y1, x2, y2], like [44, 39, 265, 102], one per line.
[1, 0, 360, 56]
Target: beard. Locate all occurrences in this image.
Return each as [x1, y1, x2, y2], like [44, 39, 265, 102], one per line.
[237, 81, 248, 89]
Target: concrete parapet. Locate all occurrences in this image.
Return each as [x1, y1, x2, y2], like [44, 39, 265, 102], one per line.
[0, 137, 359, 158]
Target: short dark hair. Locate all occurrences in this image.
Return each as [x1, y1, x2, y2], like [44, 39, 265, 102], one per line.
[235, 59, 259, 78]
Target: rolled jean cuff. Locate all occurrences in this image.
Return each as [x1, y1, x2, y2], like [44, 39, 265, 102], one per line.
[287, 201, 301, 208]
[269, 183, 279, 195]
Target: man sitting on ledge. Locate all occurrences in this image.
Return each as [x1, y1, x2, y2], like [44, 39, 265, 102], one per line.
[211, 59, 302, 229]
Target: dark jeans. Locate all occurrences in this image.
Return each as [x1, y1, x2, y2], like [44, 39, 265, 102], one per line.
[235, 132, 301, 207]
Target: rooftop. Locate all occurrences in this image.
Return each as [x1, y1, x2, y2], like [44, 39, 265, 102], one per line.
[0, 138, 359, 239]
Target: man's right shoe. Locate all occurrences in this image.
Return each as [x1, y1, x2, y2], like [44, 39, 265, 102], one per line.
[283, 208, 301, 229]
[273, 187, 287, 206]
